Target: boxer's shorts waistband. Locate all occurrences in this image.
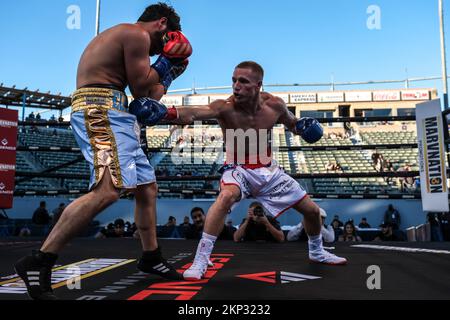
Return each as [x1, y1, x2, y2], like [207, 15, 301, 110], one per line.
[71, 87, 129, 113]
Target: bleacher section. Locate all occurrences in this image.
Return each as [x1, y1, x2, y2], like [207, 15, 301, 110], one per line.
[15, 126, 419, 197]
[361, 131, 419, 171]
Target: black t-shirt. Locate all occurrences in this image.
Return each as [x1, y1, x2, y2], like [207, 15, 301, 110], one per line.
[32, 208, 50, 225]
[376, 231, 401, 241]
[240, 217, 282, 242]
[358, 222, 371, 228]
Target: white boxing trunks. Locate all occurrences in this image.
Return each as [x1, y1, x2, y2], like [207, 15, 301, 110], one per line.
[220, 162, 308, 218]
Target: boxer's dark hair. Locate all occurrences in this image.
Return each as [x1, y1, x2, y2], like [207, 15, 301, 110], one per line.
[138, 2, 181, 31]
[236, 61, 264, 81]
[190, 207, 204, 216]
[249, 201, 263, 209]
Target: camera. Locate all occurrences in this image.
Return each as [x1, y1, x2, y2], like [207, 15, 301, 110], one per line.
[253, 205, 265, 217]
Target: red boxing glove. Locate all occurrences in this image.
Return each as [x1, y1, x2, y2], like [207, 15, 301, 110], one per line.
[162, 31, 193, 60]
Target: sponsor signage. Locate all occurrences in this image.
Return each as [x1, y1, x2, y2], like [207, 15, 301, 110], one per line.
[317, 92, 344, 103]
[0, 108, 17, 209]
[161, 95, 183, 106]
[290, 93, 317, 103]
[401, 90, 430, 101]
[416, 99, 449, 212]
[345, 91, 372, 102]
[373, 91, 401, 101]
[184, 95, 209, 106]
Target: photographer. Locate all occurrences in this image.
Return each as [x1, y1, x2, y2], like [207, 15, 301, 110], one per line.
[233, 202, 285, 243]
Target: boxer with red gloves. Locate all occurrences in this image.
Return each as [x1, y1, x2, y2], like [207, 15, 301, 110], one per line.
[14, 3, 190, 300]
[129, 30, 192, 126]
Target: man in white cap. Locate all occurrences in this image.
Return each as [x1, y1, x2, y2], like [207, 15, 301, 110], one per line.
[287, 208, 335, 243]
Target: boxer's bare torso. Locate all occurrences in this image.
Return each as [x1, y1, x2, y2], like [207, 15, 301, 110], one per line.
[77, 24, 144, 90]
[76, 23, 162, 98]
[177, 92, 296, 164]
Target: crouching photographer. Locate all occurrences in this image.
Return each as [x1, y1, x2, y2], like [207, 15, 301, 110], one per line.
[233, 202, 285, 243]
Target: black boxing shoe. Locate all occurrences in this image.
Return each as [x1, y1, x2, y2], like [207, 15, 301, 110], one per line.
[137, 247, 183, 280]
[14, 250, 58, 300]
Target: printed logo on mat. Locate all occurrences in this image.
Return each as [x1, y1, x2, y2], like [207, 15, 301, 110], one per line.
[127, 253, 234, 301]
[0, 258, 135, 294]
[236, 271, 321, 284]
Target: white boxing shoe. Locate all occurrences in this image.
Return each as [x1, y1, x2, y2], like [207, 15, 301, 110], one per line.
[183, 254, 209, 280]
[309, 249, 347, 265]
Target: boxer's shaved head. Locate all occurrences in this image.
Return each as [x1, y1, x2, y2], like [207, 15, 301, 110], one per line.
[138, 2, 181, 31]
[236, 61, 264, 82]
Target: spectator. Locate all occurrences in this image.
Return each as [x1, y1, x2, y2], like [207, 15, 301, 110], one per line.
[398, 164, 414, 192]
[158, 216, 181, 238]
[95, 219, 133, 238]
[58, 115, 64, 123]
[427, 212, 443, 242]
[184, 207, 206, 239]
[358, 217, 371, 229]
[338, 221, 362, 242]
[287, 208, 334, 243]
[331, 218, 343, 240]
[32, 201, 51, 225]
[439, 211, 450, 241]
[50, 114, 56, 122]
[233, 202, 284, 243]
[373, 223, 404, 241]
[165, 216, 177, 227]
[28, 112, 35, 120]
[51, 203, 65, 226]
[384, 159, 395, 183]
[184, 207, 232, 240]
[222, 220, 237, 240]
[179, 216, 191, 238]
[179, 216, 191, 227]
[36, 113, 41, 121]
[383, 204, 401, 230]
[325, 161, 342, 173]
[372, 152, 384, 172]
[333, 215, 343, 227]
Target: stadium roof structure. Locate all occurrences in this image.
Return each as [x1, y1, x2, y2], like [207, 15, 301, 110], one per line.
[0, 85, 71, 111]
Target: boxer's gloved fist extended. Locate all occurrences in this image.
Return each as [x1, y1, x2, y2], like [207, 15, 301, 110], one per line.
[151, 31, 192, 91]
[295, 117, 323, 144]
[129, 97, 178, 126]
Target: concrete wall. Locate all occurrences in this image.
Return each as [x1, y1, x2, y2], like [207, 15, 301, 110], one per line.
[6, 197, 427, 230]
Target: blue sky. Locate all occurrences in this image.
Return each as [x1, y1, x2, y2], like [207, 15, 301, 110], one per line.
[0, 0, 448, 108]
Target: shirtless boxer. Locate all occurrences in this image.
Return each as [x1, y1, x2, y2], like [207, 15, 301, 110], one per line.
[127, 61, 347, 281]
[14, 3, 192, 299]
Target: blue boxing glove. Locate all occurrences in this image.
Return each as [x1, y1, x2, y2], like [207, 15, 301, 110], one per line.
[158, 59, 189, 93]
[129, 97, 178, 126]
[151, 31, 192, 92]
[295, 117, 323, 143]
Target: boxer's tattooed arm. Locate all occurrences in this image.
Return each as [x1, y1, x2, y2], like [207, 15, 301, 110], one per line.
[173, 99, 224, 124]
